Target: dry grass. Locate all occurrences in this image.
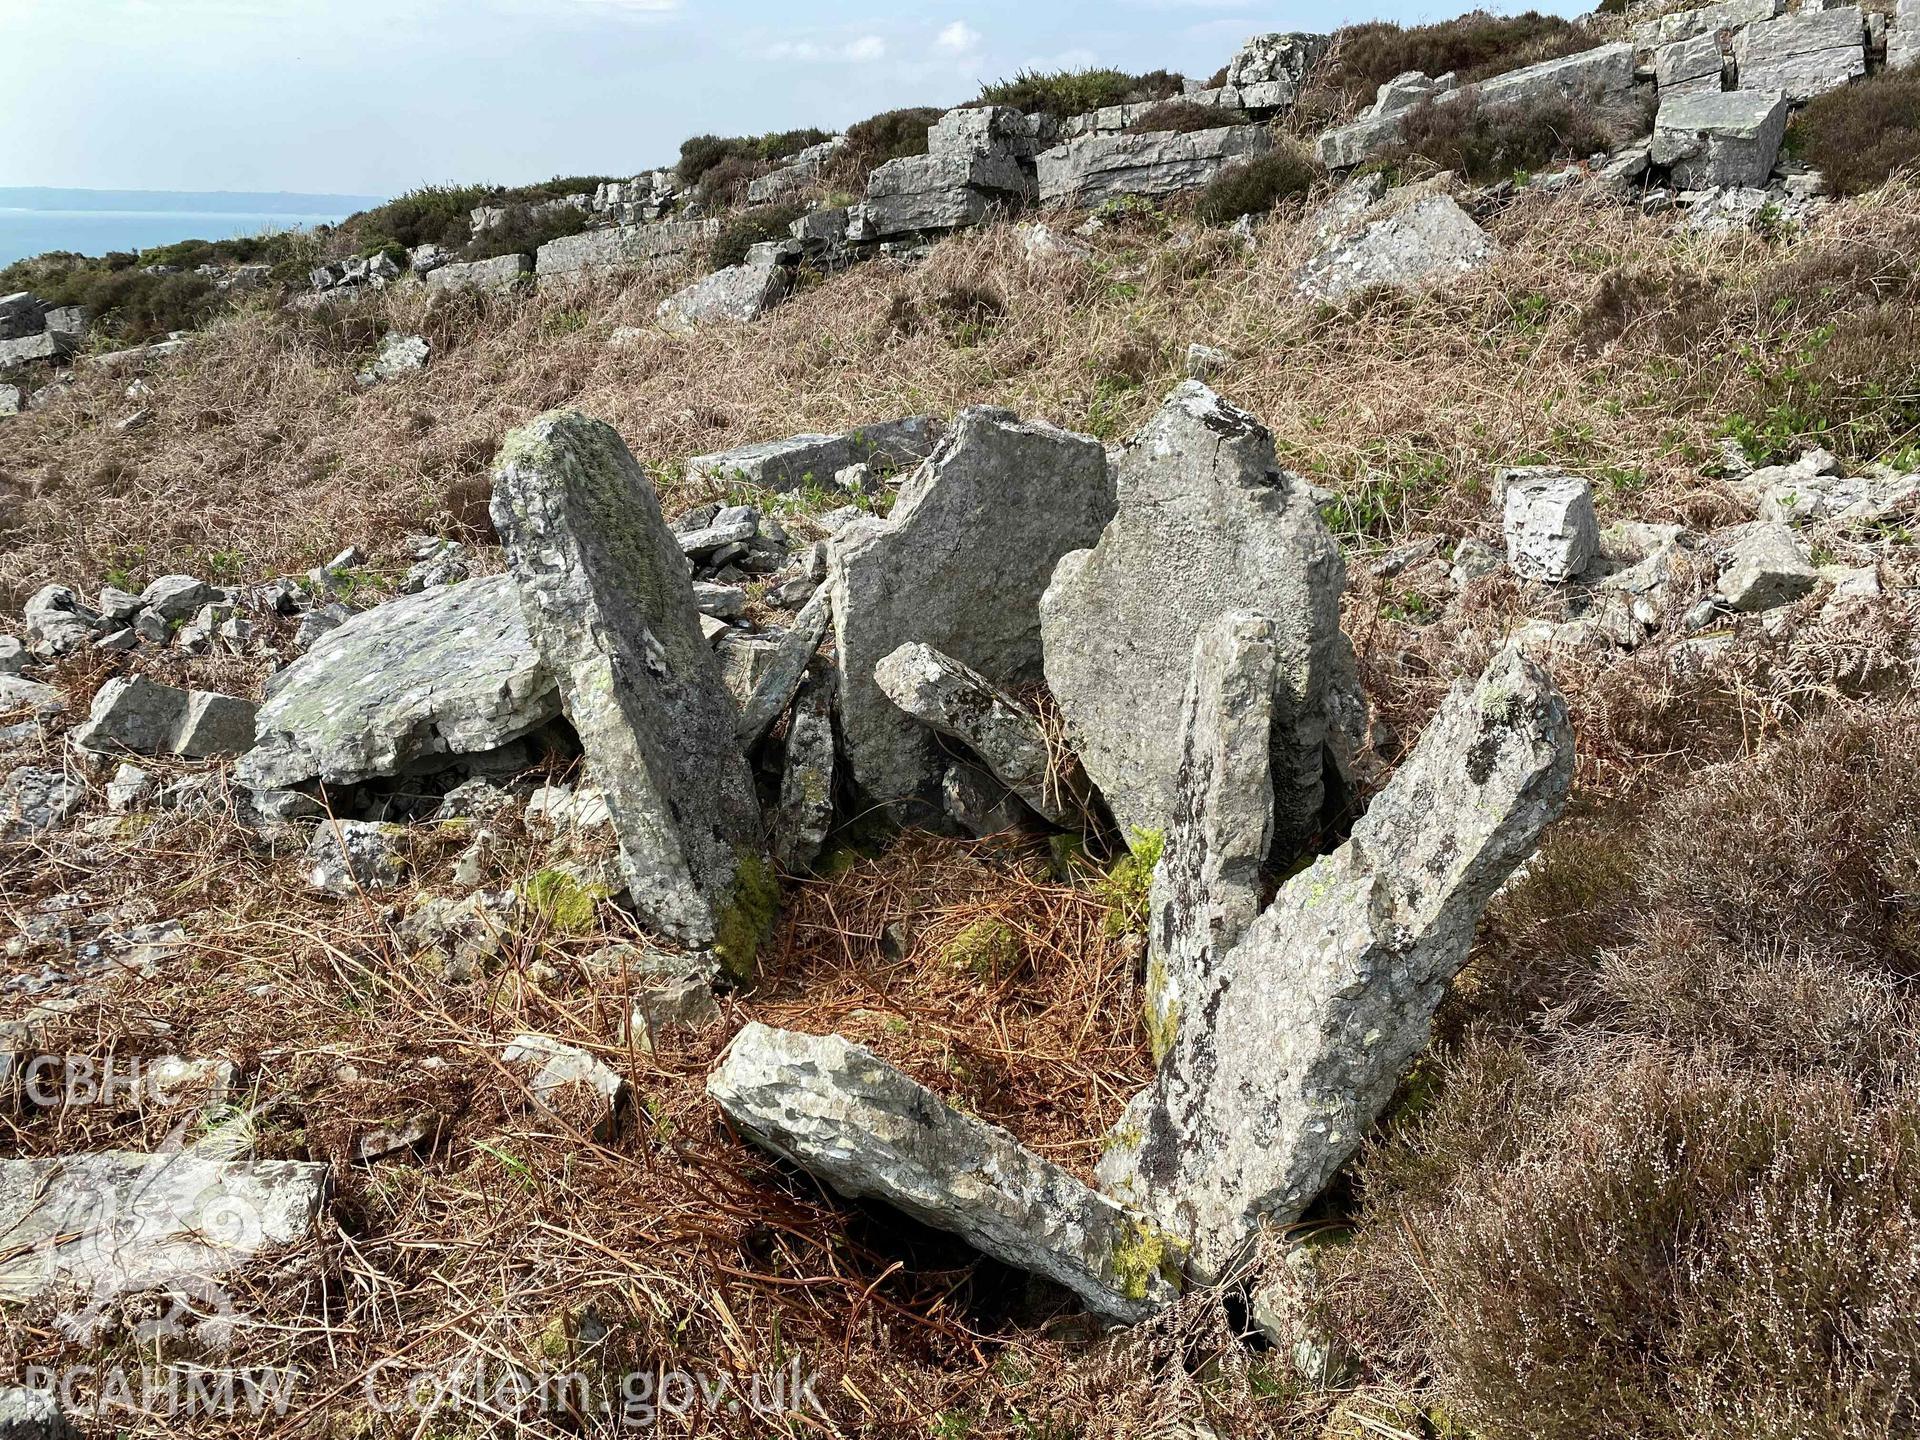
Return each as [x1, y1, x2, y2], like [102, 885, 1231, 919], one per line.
[8, 175, 1920, 1438]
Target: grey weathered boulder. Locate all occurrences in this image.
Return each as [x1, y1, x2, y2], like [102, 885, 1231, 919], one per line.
[849, 106, 1037, 241]
[1733, 6, 1864, 102]
[1316, 42, 1636, 169]
[71, 675, 257, 759]
[502, 1034, 626, 1139]
[423, 253, 532, 294]
[1295, 193, 1496, 303]
[0, 331, 74, 371]
[490, 411, 765, 950]
[0, 1151, 327, 1304]
[0, 676, 62, 718]
[1220, 32, 1331, 109]
[0, 636, 25, 675]
[306, 820, 408, 895]
[735, 585, 833, 746]
[0, 291, 42, 340]
[1653, 31, 1727, 95]
[534, 219, 719, 281]
[656, 259, 792, 333]
[1715, 521, 1818, 611]
[1036, 126, 1271, 208]
[0, 1387, 76, 1440]
[1503, 469, 1600, 582]
[1097, 645, 1573, 1278]
[23, 585, 97, 657]
[1040, 383, 1359, 846]
[687, 417, 941, 493]
[357, 332, 429, 386]
[1894, 0, 1920, 70]
[1142, 614, 1280, 1064]
[1636, 0, 1781, 47]
[1652, 90, 1789, 189]
[774, 676, 836, 871]
[238, 575, 560, 791]
[829, 408, 1113, 821]
[874, 642, 1080, 825]
[709, 1023, 1180, 1321]
[1, 767, 84, 841]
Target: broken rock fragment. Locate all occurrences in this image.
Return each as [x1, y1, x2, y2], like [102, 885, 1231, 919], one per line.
[1040, 382, 1360, 848]
[238, 574, 560, 792]
[71, 675, 257, 759]
[1098, 645, 1573, 1278]
[773, 675, 836, 871]
[502, 1034, 626, 1139]
[709, 1023, 1180, 1321]
[490, 411, 766, 952]
[1502, 468, 1600, 582]
[874, 642, 1082, 825]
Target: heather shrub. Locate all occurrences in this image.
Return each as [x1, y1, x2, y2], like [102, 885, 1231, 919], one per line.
[841, 106, 944, 170]
[463, 202, 590, 262]
[1303, 11, 1590, 123]
[978, 67, 1182, 121]
[1791, 67, 1920, 197]
[1126, 100, 1249, 134]
[1391, 92, 1637, 183]
[1194, 145, 1320, 223]
[676, 128, 832, 187]
[708, 203, 808, 270]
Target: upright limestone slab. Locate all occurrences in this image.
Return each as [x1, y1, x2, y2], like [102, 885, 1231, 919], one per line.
[490, 411, 764, 948]
[1143, 614, 1279, 1063]
[1040, 382, 1360, 850]
[1098, 646, 1573, 1278]
[828, 407, 1113, 823]
[709, 1024, 1179, 1322]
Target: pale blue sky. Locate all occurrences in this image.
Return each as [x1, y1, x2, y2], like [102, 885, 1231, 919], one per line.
[2, 0, 1584, 197]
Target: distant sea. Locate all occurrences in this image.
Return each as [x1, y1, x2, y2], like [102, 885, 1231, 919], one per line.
[0, 188, 386, 268]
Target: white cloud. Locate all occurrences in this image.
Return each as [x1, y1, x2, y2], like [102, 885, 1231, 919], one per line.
[764, 33, 888, 63]
[936, 20, 981, 53]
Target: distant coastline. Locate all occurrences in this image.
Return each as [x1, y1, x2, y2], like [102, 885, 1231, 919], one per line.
[0, 187, 385, 268]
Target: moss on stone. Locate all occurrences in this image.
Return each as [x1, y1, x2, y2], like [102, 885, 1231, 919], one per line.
[1096, 827, 1164, 937]
[1111, 1218, 1187, 1302]
[1143, 952, 1180, 1064]
[713, 850, 780, 983]
[942, 918, 1020, 980]
[519, 867, 604, 936]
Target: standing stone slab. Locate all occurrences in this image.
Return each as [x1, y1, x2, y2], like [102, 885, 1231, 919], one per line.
[490, 411, 764, 948]
[709, 1024, 1179, 1321]
[773, 676, 836, 871]
[1098, 646, 1573, 1278]
[1143, 614, 1279, 1066]
[1041, 383, 1359, 847]
[1652, 90, 1789, 190]
[238, 575, 560, 791]
[874, 642, 1079, 825]
[0, 1151, 328, 1304]
[829, 408, 1114, 822]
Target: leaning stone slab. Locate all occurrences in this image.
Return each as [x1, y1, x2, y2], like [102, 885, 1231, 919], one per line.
[423, 253, 532, 294]
[1733, 7, 1864, 102]
[1295, 193, 1496, 303]
[735, 585, 832, 747]
[0, 1151, 328, 1304]
[656, 259, 791, 334]
[238, 574, 560, 792]
[1041, 382, 1359, 846]
[774, 677, 836, 871]
[1097, 645, 1573, 1279]
[687, 417, 941, 493]
[534, 219, 721, 281]
[1036, 125, 1272, 208]
[1142, 614, 1279, 1065]
[72, 675, 257, 759]
[830, 407, 1113, 822]
[1652, 90, 1788, 189]
[874, 642, 1080, 825]
[709, 1023, 1180, 1321]
[1503, 469, 1600, 582]
[490, 411, 765, 950]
